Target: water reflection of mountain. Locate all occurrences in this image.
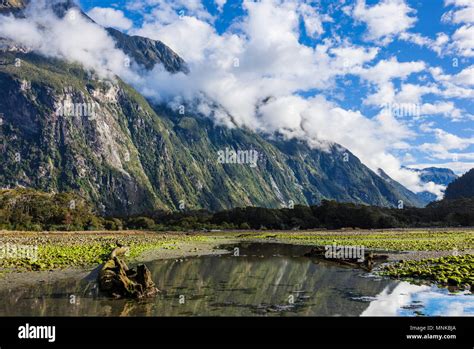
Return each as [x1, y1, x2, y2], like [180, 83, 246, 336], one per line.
[145, 255, 395, 316]
[0, 255, 392, 316]
[0, 243, 471, 316]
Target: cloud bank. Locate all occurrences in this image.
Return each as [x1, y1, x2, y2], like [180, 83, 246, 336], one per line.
[0, 0, 135, 79]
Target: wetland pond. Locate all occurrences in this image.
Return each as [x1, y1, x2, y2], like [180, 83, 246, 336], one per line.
[0, 242, 472, 316]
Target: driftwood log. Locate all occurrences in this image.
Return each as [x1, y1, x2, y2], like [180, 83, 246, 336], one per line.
[303, 247, 388, 271]
[98, 245, 159, 299]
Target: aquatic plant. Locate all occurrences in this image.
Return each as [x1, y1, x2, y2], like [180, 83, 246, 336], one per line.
[247, 231, 474, 251]
[381, 254, 474, 290]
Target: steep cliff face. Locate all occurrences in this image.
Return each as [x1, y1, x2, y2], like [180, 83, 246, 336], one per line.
[0, 53, 162, 214]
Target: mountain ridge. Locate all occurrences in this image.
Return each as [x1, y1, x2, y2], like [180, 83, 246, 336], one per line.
[0, 2, 428, 214]
[0, 50, 426, 214]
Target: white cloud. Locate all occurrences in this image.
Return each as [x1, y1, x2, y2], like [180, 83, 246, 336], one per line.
[395, 84, 438, 104]
[353, 0, 417, 44]
[451, 24, 474, 57]
[127, 0, 213, 25]
[418, 128, 474, 164]
[443, 0, 474, 25]
[445, 0, 474, 7]
[433, 128, 474, 150]
[399, 32, 450, 56]
[360, 58, 426, 107]
[451, 6, 474, 24]
[441, 0, 474, 56]
[87, 7, 133, 31]
[429, 66, 474, 99]
[359, 57, 425, 85]
[0, 3, 135, 79]
[298, 2, 332, 38]
[452, 65, 474, 86]
[420, 102, 464, 120]
[214, 0, 227, 11]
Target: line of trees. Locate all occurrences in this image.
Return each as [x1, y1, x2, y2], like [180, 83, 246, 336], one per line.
[1, 188, 473, 231]
[143, 198, 474, 230]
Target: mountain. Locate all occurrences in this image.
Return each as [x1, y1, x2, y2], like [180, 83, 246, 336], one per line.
[106, 28, 188, 73]
[415, 167, 458, 186]
[0, 4, 425, 215]
[405, 167, 458, 204]
[0, 0, 73, 16]
[377, 169, 423, 207]
[0, 50, 426, 214]
[444, 168, 474, 200]
[0, 0, 188, 75]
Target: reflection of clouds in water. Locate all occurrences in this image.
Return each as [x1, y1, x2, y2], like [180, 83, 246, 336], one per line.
[362, 282, 429, 316]
[361, 282, 473, 316]
[413, 290, 474, 317]
[442, 302, 469, 316]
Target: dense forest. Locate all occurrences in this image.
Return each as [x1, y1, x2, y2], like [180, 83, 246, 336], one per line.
[444, 168, 474, 200]
[1, 187, 473, 231]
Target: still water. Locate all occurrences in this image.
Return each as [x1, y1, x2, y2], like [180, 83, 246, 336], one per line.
[0, 243, 472, 316]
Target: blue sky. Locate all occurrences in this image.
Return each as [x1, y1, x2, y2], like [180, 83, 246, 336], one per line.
[76, 0, 473, 187]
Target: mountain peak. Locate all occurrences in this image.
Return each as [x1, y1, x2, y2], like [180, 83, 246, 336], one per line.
[106, 28, 189, 74]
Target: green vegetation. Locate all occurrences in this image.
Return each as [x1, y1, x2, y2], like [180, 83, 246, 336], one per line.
[0, 233, 214, 271]
[2, 189, 474, 232]
[208, 199, 474, 229]
[444, 168, 474, 200]
[0, 188, 102, 231]
[382, 254, 474, 289]
[246, 231, 474, 251]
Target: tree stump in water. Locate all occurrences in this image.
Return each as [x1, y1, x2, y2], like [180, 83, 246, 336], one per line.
[99, 245, 159, 299]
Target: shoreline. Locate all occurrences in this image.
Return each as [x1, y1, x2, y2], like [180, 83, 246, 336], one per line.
[0, 235, 237, 291]
[0, 229, 472, 291]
